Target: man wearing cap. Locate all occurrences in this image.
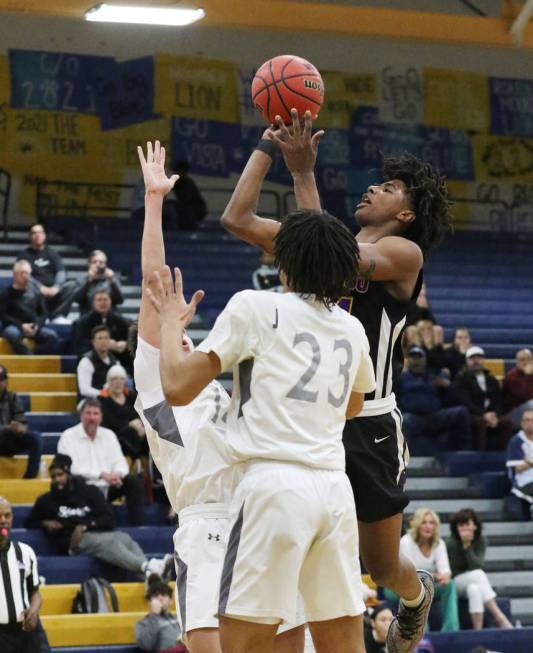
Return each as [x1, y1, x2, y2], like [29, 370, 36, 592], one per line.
[26, 454, 172, 579]
[397, 346, 471, 454]
[0, 365, 43, 478]
[452, 346, 514, 450]
[0, 496, 44, 652]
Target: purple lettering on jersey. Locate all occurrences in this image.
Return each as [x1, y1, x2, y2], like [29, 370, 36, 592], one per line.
[355, 278, 370, 294]
[338, 296, 353, 313]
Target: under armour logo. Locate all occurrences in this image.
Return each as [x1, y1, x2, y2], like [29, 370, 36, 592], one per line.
[208, 533, 220, 542]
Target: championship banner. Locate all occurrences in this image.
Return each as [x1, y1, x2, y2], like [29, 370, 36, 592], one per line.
[379, 66, 424, 124]
[155, 54, 239, 123]
[9, 49, 113, 114]
[318, 71, 376, 129]
[472, 134, 533, 182]
[351, 106, 474, 181]
[94, 56, 158, 130]
[424, 68, 490, 133]
[490, 77, 533, 137]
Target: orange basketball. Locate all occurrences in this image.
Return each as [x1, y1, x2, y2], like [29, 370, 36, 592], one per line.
[251, 55, 325, 125]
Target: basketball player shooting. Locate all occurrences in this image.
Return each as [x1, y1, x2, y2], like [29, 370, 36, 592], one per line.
[221, 108, 452, 653]
[134, 141, 306, 653]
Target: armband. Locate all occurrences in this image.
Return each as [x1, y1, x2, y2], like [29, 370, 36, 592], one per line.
[255, 139, 278, 158]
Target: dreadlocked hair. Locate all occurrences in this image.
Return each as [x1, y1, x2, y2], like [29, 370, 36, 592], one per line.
[273, 210, 359, 310]
[382, 153, 452, 257]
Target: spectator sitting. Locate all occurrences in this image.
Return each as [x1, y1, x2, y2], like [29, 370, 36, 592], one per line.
[26, 454, 170, 578]
[100, 365, 147, 462]
[505, 409, 533, 521]
[411, 318, 446, 374]
[77, 325, 118, 401]
[0, 260, 59, 355]
[447, 508, 513, 629]
[0, 364, 42, 478]
[74, 250, 124, 316]
[171, 160, 207, 231]
[73, 290, 130, 356]
[503, 348, 533, 429]
[135, 575, 185, 653]
[252, 251, 282, 292]
[404, 282, 440, 348]
[364, 603, 394, 653]
[444, 327, 472, 380]
[452, 346, 514, 451]
[384, 508, 460, 632]
[397, 346, 471, 454]
[16, 223, 78, 321]
[57, 399, 145, 525]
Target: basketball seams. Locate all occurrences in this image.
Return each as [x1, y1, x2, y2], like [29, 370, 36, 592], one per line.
[252, 71, 322, 95]
[269, 59, 291, 122]
[279, 78, 323, 108]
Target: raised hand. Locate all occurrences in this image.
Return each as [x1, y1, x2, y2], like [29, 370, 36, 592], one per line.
[146, 265, 205, 329]
[267, 109, 324, 174]
[137, 140, 179, 196]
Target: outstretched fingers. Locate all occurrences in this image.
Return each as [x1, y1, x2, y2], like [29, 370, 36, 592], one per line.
[147, 140, 154, 163]
[137, 145, 147, 170]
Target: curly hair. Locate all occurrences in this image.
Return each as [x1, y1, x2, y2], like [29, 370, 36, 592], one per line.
[273, 210, 360, 309]
[382, 153, 452, 257]
[449, 508, 483, 541]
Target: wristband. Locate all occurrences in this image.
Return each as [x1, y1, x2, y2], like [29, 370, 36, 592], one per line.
[255, 138, 278, 158]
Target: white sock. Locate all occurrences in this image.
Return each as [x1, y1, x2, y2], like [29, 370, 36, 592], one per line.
[401, 581, 425, 608]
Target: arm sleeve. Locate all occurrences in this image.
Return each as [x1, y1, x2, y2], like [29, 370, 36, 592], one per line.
[84, 486, 116, 530]
[452, 375, 483, 415]
[105, 430, 129, 476]
[196, 291, 258, 372]
[109, 278, 124, 306]
[352, 330, 376, 394]
[58, 431, 99, 481]
[51, 249, 66, 286]
[10, 393, 27, 424]
[77, 357, 102, 399]
[506, 436, 524, 467]
[464, 540, 485, 570]
[436, 540, 452, 575]
[25, 496, 48, 528]
[26, 546, 40, 592]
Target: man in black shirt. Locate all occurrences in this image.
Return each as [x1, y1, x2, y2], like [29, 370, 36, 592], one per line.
[17, 223, 78, 320]
[0, 260, 59, 355]
[0, 365, 43, 478]
[26, 454, 171, 577]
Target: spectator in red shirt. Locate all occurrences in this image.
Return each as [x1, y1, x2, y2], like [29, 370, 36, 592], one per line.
[503, 348, 533, 429]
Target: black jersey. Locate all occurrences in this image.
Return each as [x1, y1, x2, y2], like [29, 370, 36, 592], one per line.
[339, 272, 423, 403]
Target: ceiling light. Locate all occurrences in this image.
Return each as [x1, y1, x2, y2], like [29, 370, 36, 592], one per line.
[85, 4, 205, 26]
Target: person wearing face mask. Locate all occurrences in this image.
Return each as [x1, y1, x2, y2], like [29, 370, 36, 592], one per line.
[135, 575, 186, 653]
[446, 508, 513, 630]
[384, 508, 459, 633]
[364, 603, 394, 653]
[26, 454, 171, 579]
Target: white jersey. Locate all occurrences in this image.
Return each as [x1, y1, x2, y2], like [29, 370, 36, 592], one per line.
[197, 290, 376, 471]
[134, 337, 239, 513]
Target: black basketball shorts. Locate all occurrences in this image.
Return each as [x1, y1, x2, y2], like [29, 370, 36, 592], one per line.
[343, 407, 410, 523]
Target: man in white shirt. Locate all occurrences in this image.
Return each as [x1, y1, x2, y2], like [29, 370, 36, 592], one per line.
[57, 398, 145, 525]
[147, 200, 376, 650]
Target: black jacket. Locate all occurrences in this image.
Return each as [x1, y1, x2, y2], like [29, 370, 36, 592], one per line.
[73, 310, 130, 355]
[17, 245, 65, 288]
[452, 368, 503, 416]
[26, 475, 115, 553]
[0, 283, 49, 328]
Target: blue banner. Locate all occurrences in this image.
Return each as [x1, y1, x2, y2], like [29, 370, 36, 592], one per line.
[9, 49, 113, 114]
[490, 77, 533, 137]
[93, 57, 157, 130]
[350, 106, 474, 181]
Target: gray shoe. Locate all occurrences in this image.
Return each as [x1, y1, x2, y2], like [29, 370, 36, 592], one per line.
[386, 570, 435, 653]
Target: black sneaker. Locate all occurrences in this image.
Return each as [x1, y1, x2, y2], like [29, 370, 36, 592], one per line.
[386, 570, 435, 653]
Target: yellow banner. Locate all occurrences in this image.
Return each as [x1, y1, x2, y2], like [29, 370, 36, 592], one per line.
[472, 134, 533, 182]
[0, 55, 10, 105]
[318, 71, 377, 128]
[105, 117, 171, 169]
[154, 54, 239, 123]
[424, 68, 490, 132]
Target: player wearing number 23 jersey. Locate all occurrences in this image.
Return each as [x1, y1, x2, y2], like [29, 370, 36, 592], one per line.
[197, 288, 376, 625]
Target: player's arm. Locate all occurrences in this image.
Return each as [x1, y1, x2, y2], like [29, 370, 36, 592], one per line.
[137, 141, 179, 348]
[145, 266, 217, 406]
[270, 109, 323, 212]
[357, 236, 423, 282]
[346, 392, 364, 419]
[220, 130, 281, 253]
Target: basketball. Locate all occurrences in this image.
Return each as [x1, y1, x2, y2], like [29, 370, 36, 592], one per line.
[251, 54, 325, 124]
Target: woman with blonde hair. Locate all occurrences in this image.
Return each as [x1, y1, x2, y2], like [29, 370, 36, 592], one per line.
[384, 508, 460, 631]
